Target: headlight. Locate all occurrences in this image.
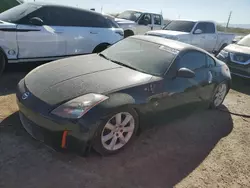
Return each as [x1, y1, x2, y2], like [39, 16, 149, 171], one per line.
[51, 93, 109, 119]
[218, 50, 229, 58]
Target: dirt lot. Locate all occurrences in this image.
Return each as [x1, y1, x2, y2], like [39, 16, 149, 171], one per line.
[0, 65, 250, 188]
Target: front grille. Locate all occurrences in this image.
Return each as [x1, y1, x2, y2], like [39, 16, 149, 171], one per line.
[20, 113, 45, 142]
[19, 113, 62, 147]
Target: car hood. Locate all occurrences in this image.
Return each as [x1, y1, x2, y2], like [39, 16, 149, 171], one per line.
[114, 18, 136, 25]
[224, 43, 250, 54]
[146, 30, 189, 37]
[24, 54, 153, 105]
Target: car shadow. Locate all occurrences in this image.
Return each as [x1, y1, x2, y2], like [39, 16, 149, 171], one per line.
[0, 106, 233, 188]
[0, 63, 42, 96]
[231, 75, 250, 95]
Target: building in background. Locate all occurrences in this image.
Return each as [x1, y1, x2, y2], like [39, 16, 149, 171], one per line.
[0, 0, 23, 13]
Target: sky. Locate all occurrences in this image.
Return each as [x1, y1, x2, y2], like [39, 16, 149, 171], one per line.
[25, 0, 250, 25]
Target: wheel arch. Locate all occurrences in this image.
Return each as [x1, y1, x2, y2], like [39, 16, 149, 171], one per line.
[124, 30, 135, 38]
[0, 47, 8, 61]
[92, 43, 111, 53]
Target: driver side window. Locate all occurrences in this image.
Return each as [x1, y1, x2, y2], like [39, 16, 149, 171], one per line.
[18, 7, 50, 25]
[139, 13, 152, 25]
[178, 51, 206, 71]
[194, 22, 206, 34]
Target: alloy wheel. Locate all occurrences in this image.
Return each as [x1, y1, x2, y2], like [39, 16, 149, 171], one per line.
[101, 112, 135, 151]
[214, 83, 227, 107]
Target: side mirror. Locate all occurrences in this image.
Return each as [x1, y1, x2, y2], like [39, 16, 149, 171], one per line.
[29, 17, 44, 26]
[194, 29, 202, 34]
[177, 68, 195, 78]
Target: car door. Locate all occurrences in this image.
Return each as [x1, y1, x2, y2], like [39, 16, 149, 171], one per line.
[157, 50, 210, 114]
[152, 14, 162, 30]
[202, 54, 218, 99]
[191, 22, 207, 50]
[136, 13, 153, 34]
[55, 8, 103, 56]
[203, 22, 217, 52]
[16, 6, 66, 59]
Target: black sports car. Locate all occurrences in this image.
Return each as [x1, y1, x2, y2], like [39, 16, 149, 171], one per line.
[17, 35, 231, 155]
[217, 34, 250, 78]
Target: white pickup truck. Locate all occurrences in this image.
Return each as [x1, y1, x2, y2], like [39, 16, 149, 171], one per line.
[146, 20, 235, 54]
[110, 10, 164, 37]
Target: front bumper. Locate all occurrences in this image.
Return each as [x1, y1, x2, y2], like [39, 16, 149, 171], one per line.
[217, 55, 250, 78]
[17, 98, 99, 153]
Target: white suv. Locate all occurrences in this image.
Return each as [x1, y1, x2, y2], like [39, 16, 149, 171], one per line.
[0, 2, 124, 74]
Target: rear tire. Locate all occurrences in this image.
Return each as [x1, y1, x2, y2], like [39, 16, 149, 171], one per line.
[0, 50, 6, 76]
[93, 106, 139, 155]
[92, 43, 110, 53]
[124, 30, 134, 38]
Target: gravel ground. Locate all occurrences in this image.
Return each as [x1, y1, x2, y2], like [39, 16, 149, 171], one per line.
[0, 66, 250, 188]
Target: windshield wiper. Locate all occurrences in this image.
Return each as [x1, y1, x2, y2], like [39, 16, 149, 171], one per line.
[110, 59, 138, 71]
[99, 53, 142, 72]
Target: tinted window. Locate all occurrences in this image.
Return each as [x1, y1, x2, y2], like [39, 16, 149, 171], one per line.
[207, 55, 216, 67]
[194, 22, 206, 33]
[101, 38, 178, 76]
[0, 3, 41, 23]
[140, 13, 152, 24]
[105, 18, 120, 28]
[153, 14, 161, 25]
[179, 51, 206, 70]
[195, 22, 215, 33]
[205, 22, 215, 33]
[19, 6, 110, 28]
[164, 20, 196, 32]
[18, 7, 52, 25]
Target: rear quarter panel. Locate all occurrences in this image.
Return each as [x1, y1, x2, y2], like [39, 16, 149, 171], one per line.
[92, 28, 124, 47]
[215, 32, 235, 51]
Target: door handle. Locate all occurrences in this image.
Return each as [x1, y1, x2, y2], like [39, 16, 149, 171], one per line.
[90, 31, 98, 34]
[54, 30, 63, 34]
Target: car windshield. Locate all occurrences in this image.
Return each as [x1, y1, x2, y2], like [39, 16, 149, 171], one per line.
[163, 20, 196, 32]
[0, 3, 41, 23]
[100, 38, 178, 76]
[237, 35, 250, 47]
[117, 10, 142, 21]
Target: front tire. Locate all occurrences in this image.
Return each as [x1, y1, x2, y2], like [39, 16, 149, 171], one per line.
[93, 107, 139, 155]
[0, 51, 6, 76]
[210, 81, 228, 108]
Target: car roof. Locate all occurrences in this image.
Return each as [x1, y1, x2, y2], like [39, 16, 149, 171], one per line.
[131, 35, 209, 54]
[26, 2, 104, 17]
[173, 19, 215, 24]
[126, 9, 161, 15]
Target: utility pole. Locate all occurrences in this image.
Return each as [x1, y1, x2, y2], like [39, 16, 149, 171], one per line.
[226, 11, 232, 31]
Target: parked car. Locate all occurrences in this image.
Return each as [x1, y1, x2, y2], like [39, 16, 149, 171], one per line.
[0, 2, 124, 75]
[113, 10, 164, 37]
[17, 35, 231, 155]
[145, 20, 235, 54]
[217, 34, 250, 78]
[232, 35, 244, 44]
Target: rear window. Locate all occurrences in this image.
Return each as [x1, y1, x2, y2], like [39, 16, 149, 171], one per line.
[164, 20, 196, 33]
